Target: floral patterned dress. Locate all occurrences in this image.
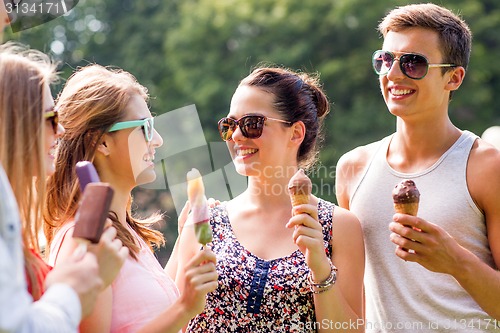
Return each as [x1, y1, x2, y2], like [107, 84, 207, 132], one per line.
[187, 199, 334, 332]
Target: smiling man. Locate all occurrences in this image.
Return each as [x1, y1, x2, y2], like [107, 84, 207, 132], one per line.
[335, 3, 500, 333]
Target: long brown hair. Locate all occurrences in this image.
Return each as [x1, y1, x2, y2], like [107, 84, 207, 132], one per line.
[0, 42, 58, 300]
[44, 64, 164, 259]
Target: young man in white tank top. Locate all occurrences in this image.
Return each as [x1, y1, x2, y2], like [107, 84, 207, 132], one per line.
[336, 4, 500, 333]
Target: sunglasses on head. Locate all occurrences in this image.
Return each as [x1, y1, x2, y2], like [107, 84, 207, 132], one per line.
[108, 117, 155, 142]
[44, 107, 59, 134]
[218, 115, 292, 141]
[372, 50, 457, 80]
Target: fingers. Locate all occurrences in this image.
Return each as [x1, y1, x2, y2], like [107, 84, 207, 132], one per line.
[99, 225, 118, 243]
[389, 221, 435, 260]
[393, 213, 426, 231]
[287, 216, 320, 230]
[189, 249, 217, 267]
[106, 236, 128, 262]
[178, 201, 190, 234]
[70, 243, 87, 261]
[184, 250, 218, 292]
[291, 203, 318, 220]
[207, 197, 221, 208]
[389, 230, 424, 252]
[117, 243, 130, 261]
[393, 245, 418, 262]
[292, 225, 324, 249]
[89, 226, 124, 256]
[103, 218, 113, 229]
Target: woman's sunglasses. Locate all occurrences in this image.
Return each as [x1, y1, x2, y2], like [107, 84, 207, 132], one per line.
[108, 117, 155, 142]
[44, 108, 59, 134]
[372, 50, 457, 80]
[218, 115, 292, 141]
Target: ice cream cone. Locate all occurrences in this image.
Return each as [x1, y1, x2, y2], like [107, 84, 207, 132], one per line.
[290, 193, 310, 206]
[392, 179, 420, 215]
[393, 202, 419, 216]
[288, 169, 312, 208]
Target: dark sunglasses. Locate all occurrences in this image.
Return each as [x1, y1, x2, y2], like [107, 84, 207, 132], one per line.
[372, 50, 457, 80]
[218, 115, 292, 141]
[44, 107, 59, 134]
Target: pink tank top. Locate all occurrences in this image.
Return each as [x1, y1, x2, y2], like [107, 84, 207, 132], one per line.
[49, 222, 180, 333]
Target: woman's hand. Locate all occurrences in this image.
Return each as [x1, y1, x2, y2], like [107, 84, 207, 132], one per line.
[88, 220, 129, 288]
[286, 203, 331, 282]
[177, 248, 218, 317]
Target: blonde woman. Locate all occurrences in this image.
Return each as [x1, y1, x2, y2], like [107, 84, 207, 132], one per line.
[0, 42, 126, 332]
[45, 64, 218, 333]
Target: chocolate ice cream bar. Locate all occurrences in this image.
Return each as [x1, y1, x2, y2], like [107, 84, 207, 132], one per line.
[76, 161, 101, 192]
[73, 183, 114, 244]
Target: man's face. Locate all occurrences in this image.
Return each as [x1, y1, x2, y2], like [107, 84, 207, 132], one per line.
[379, 27, 456, 120]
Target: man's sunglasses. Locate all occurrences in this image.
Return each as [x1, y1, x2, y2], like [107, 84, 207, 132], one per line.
[218, 115, 292, 141]
[108, 117, 155, 142]
[44, 107, 59, 134]
[372, 50, 457, 80]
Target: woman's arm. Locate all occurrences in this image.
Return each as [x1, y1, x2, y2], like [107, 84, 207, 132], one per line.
[313, 207, 365, 332]
[138, 249, 218, 333]
[287, 204, 365, 332]
[164, 201, 190, 280]
[52, 226, 113, 333]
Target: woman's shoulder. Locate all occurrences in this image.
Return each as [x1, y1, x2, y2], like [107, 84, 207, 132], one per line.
[316, 198, 362, 232]
[48, 220, 76, 266]
[331, 205, 363, 239]
[317, 197, 336, 216]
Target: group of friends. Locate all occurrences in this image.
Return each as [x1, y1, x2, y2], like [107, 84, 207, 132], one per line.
[1, 3, 499, 333]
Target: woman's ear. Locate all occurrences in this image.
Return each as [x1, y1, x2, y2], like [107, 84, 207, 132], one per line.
[290, 121, 306, 147]
[96, 137, 110, 157]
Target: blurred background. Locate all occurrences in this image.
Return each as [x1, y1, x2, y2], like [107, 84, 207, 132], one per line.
[3, 0, 499, 265]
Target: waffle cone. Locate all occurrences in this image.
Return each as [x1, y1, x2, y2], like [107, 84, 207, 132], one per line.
[290, 193, 310, 206]
[394, 202, 419, 216]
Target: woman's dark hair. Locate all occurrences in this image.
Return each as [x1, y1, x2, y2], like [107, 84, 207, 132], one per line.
[240, 66, 330, 169]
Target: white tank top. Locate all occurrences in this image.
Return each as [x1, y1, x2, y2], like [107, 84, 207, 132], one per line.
[351, 130, 497, 333]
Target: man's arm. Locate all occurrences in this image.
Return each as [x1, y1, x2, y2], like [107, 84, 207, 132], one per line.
[0, 238, 82, 333]
[335, 144, 375, 208]
[458, 139, 500, 319]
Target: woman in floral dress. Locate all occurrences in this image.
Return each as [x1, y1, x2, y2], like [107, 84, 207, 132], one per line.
[177, 66, 365, 332]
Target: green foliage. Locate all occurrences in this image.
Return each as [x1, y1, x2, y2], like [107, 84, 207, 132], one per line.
[7, 0, 500, 261]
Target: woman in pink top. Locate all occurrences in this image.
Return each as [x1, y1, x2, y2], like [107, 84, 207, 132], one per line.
[44, 64, 218, 333]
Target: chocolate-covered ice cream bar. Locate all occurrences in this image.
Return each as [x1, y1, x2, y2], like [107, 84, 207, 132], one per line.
[73, 183, 114, 243]
[76, 161, 100, 192]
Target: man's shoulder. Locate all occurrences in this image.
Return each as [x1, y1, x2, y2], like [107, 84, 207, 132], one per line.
[335, 138, 387, 207]
[337, 139, 384, 170]
[470, 137, 500, 167]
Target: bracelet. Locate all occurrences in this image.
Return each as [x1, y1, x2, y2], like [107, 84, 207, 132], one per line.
[308, 260, 338, 294]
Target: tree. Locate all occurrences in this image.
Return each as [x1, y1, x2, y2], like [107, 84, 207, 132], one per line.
[9, 0, 500, 261]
